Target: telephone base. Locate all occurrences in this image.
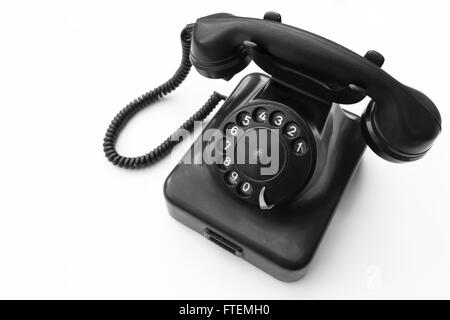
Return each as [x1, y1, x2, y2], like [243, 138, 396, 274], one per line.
[164, 73, 366, 281]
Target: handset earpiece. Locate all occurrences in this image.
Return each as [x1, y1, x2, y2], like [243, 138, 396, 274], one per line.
[189, 13, 251, 80]
[189, 13, 441, 162]
[361, 85, 441, 162]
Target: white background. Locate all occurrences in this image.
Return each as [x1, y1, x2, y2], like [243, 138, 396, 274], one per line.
[0, 0, 449, 299]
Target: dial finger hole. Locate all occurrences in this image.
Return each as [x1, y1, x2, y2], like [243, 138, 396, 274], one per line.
[225, 171, 240, 186]
[238, 182, 253, 197]
[284, 122, 300, 139]
[292, 138, 309, 155]
[224, 122, 241, 137]
[254, 108, 268, 123]
[270, 111, 286, 127]
[237, 111, 252, 127]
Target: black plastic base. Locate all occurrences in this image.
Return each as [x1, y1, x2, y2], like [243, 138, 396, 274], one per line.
[164, 73, 366, 281]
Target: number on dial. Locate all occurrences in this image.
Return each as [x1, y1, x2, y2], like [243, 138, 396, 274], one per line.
[226, 171, 239, 185]
[223, 156, 232, 167]
[270, 111, 285, 127]
[284, 122, 300, 139]
[225, 123, 240, 137]
[238, 182, 253, 196]
[292, 138, 308, 155]
[224, 139, 232, 151]
[237, 112, 252, 127]
[254, 108, 268, 123]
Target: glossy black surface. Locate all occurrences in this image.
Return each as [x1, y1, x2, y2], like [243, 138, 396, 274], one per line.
[164, 74, 366, 281]
[190, 13, 441, 162]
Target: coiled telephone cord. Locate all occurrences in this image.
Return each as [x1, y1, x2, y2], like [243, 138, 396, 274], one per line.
[103, 25, 226, 169]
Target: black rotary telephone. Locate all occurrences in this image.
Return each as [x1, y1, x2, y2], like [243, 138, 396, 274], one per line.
[103, 12, 442, 281]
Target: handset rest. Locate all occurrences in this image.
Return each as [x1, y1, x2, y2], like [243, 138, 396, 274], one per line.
[189, 13, 441, 162]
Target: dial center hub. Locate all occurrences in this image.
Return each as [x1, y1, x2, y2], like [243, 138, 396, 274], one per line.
[235, 128, 287, 182]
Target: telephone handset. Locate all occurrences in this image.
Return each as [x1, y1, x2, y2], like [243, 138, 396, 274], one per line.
[103, 12, 441, 281]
